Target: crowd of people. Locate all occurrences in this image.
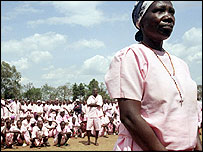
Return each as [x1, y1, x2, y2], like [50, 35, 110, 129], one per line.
[1, 90, 121, 149]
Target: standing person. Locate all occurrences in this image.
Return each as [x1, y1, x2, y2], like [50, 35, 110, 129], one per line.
[86, 88, 103, 146]
[105, 1, 202, 151]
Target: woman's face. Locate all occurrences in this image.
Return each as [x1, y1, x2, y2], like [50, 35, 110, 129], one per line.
[140, 1, 175, 41]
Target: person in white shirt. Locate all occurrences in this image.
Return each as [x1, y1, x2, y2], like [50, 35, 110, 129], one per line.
[44, 117, 58, 138]
[13, 120, 30, 146]
[100, 112, 110, 137]
[54, 121, 71, 147]
[33, 101, 43, 121]
[30, 120, 50, 148]
[22, 115, 31, 130]
[86, 88, 103, 146]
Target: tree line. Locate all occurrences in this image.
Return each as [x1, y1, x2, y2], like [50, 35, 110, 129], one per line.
[1, 61, 202, 102]
[1, 61, 110, 101]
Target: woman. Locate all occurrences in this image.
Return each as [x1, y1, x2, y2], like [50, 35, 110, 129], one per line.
[105, 1, 202, 151]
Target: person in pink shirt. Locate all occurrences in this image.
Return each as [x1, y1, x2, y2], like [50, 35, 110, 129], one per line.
[2, 119, 17, 148]
[22, 115, 31, 130]
[53, 121, 71, 147]
[100, 112, 110, 137]
[71, 116, 81, 138]
[86, 88, 103, 146]
[30, 120, 50, 148]
[105, 1, 202, 151]
[78, 112, 87, 138]
[56, 109, 69, 125]
[12, 120, 30, 146]
[44, 117, 58, 138]
[27, 118, 36, 138]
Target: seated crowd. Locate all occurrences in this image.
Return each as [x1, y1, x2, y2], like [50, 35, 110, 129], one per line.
[1, 98, 120, 149]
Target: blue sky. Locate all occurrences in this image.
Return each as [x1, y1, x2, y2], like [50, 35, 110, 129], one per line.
[1, 1, 202, 88]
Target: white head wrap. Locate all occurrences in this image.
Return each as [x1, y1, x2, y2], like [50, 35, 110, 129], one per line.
[132, 1, 154, 29]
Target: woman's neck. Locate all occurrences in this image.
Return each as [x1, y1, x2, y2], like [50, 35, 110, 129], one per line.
[142, 38, 164, 52]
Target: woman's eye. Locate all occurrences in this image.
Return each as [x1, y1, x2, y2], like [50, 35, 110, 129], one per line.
[153, 8, 165, 13]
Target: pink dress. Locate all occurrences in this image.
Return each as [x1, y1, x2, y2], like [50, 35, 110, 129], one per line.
[197, 100, 202, 128]
[105, 43, 199, 151]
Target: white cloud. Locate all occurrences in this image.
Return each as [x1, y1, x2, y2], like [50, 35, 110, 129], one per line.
[20, 76, 31, 85]
[71, 39, 105, 50]
[9, 58, 29, 71]
[41, 66, 78, 87]
[43, 65, 55, 71]
[2, 2, 42, 21]
[164, 27, 202, 64]
[80, 55, 110, 75]
[182, 27, 202, 46]
[2, 32, 68, 55]
[41, 54, 112, 86]
[27, 1, 128, 28]
[30, 51, 53, 64]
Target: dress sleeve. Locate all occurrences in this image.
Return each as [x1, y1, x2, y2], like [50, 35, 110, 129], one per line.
[105, 46, 147, 101]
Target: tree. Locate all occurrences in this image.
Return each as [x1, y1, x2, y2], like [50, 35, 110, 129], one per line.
[41, 83, 56, 100]
[1, 61, 22, 99]
[78, 83, 85, 100]
[84, 79, 100, 100]
[56, 82, 72, 100]
[99, 82, 111, 100]
[23, 87, 42, 101]
[72, 83, 80, 101]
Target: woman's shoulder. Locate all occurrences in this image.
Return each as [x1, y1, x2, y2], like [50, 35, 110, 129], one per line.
[115, 43, 143, 55]
[113, 43, 148, 63]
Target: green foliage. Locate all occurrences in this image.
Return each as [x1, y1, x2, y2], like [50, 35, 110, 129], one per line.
[1, 61, 21, 99]
[23, 87, 42, 101]
[41, 83, 56, 100]
[56, 83, 72, 100]
[72, 83, 79, 101]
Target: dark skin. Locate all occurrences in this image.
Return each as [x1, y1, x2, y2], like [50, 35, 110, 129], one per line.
[140, 1, 175, 51]
[57, 121, 71, 146]
[119, 1, 202, 151]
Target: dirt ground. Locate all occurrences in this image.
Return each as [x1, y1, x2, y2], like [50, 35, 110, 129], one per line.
[1, 135, 118, 151]
[1, 134, 202, 151]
